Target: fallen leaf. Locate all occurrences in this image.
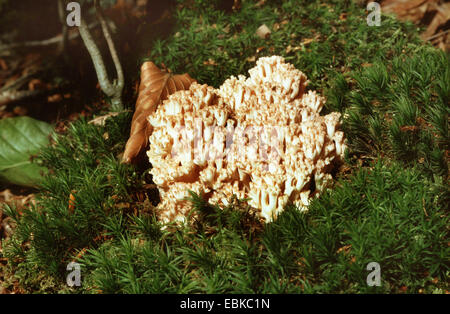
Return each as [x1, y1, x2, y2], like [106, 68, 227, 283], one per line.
[75, 247, 87, 260]
[382, 0, 429, 18]
[0, 117, 54, 187]
[13, 106, 27, 116]
[203, 58, 217, 66]
[122, 62, 196, 163]
[232, 0, 242, 10]
[286, 45, 302, 53]
[256, 46, 265, 53]
[256, 24, 271, 39]
[1, 217, 15, 238]
[88, 112, 121, 126]
[47, 94, 62, 103]
[421, 4, 450, 39]
[337, 244, 352, 254]
[400, 125, 419, 132]
[255, 0, 266, 8]
[28, 79, 45, 91]
[115, 202, 131, 210]
[223, 24, 231, 33]
[302, 38, 315, 45]
[382, 0, 449, 51]
[68, 193, 76, 214]
[0, 58, 8, 71]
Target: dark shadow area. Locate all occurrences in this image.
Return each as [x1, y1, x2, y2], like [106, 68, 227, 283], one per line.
[0, 0, 178, 124]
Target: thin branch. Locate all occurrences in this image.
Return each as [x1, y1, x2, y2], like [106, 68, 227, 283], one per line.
[0, 22, 99, 52]
[57, 0, 69, 54]
[78, 1, 124, 111]
[78, 18, 116, 96]
[426, 29, 450, 41]
[0, 67, 41, 94]
[0, 35, 70, 51]
[0, 90, 43, 107]
[95, 0, 124, 91]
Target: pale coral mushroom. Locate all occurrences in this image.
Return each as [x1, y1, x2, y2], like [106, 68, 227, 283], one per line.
[147, 56, 346, 223]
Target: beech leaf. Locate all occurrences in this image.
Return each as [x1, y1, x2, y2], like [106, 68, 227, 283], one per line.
[122, 61, 196, 163]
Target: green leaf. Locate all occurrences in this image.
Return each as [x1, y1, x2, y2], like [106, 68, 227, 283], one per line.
[0, 116, 54, 187]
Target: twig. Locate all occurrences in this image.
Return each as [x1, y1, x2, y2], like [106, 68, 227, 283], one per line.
[57, 0, 69, 54]
[426, 29, 450, 41]
[78, 19, 120, 108]
[0, 67, 41, 94]
[0, 90, 43, 107]
[0, 22, 99, 52]
[95, 0, 124, 94]
[78, 1, 124, 111]
[0, 36, 72, 51]
[422, 198, 428, 217]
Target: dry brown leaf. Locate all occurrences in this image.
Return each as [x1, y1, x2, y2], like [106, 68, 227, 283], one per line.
[122, 61, 196, 163]
[0, 189, 35, 211]
[203, 58, 217, 66]
[382, 0, 430, 17]
[13, 106, 27, 116]
[382, 0, 449, 51]
[256, 24, 271, 39]
[47, 94, 62, 103]
[337, 244, 352, 255]
[400, 125, 419, 132]
[232, 0, 242, 10]
[302, 38, 315, 45]
[28, 79, 45, 91]
[88, 112, 121, 126]
[285, 45, 302, 53]
[68, 193, 76, 214]
[255, 0, 266, 8]
[0, 58, 8, 71]
[399, 285, 408, 292]
[421, 3, 450, 39]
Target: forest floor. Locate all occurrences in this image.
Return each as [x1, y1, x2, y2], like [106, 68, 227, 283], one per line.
[0, 0, 448, 294]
